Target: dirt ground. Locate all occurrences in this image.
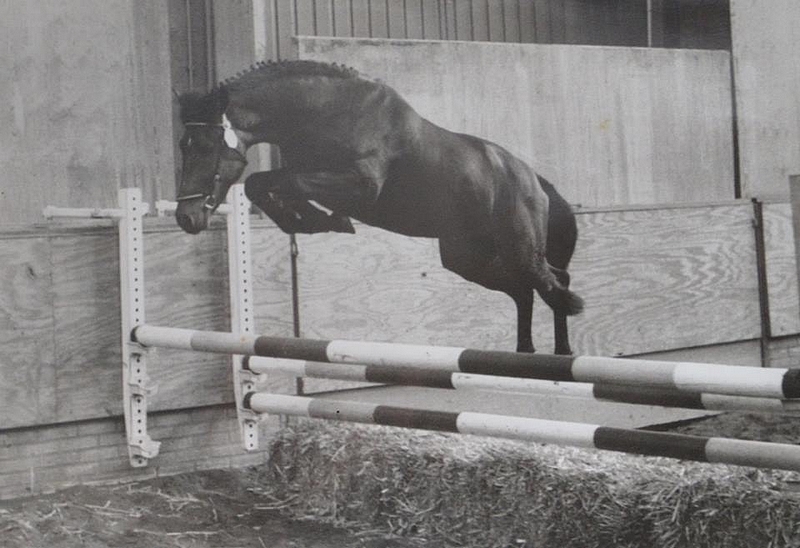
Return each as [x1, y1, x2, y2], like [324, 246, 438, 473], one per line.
[0, 467, 422, 548]
[2, 412, 799, 548]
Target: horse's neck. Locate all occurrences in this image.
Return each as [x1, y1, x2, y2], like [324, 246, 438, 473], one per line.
[230, 77, 353, 145]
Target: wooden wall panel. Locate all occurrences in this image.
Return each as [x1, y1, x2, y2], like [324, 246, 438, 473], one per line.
[566, 204, 761, 356]
[0, 236, 56, 428]
[731, 0, 800, 200]
[3, 200, 795, 427]
[0, 1, 174, 226]
[296, 203, 761, 363]
[762, 203, 800, 335]
[297, 37, 735, 208]
[0, 221, 292, 427]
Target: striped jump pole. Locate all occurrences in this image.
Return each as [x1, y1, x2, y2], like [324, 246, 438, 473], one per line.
[243, 356, 800, 414]
[132, 325, 800, 400]
[244, 393, 800, 472]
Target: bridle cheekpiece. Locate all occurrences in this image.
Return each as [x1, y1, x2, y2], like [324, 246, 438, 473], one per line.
[177, 114, 244, 210]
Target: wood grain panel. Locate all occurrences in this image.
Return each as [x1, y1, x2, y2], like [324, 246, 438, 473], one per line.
[0, 237, 56, 428]
[51, 233, 123, 422]
[564, 204, 761, 356]
[295, 203, 761, 369]
[0, 1, 174, 225]
[731, 0, 800, 200]
[8, 221, 293, 426]
[296, 37, 735, 208]
[0, 200, 784, 427]
[762, 203, 800, 335]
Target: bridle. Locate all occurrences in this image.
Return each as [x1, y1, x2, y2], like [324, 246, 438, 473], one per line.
[177, 117, 247, 211]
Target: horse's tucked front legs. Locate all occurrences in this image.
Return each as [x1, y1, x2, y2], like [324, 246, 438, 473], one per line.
[244, 170, 354, 234]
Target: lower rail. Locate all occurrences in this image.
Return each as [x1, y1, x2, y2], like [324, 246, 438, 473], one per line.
[245, 393, 800, 472]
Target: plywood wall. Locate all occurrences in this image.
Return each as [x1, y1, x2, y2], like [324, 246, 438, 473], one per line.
[297, 37, 735, 208]
[0, 220, 294, 429]
[297, 202, 764, 358]
[3, 199, 798, 429]
[0, 1, 174, 226]
[730, 0, 800, 200]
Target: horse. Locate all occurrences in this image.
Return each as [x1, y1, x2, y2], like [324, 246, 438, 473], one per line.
[175, 60, 582, 354]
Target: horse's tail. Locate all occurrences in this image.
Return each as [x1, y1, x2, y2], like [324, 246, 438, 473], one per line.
[535, 264, 584, 316]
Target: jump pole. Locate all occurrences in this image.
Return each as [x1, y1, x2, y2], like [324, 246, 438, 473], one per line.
[244, 393, 800, 472]
[132, 326, 800, 400]
[243, 356, 800, 414]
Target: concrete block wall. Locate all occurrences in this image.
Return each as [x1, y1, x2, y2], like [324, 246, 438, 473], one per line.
[0, 405, 275, 500]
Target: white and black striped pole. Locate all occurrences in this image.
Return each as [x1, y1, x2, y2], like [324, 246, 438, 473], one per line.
[132, 326, 800, 400]
[242, 356, 800, 414]
[244, 393, 800, 472]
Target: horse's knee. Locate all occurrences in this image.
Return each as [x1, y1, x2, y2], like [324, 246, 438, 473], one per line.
[244, 172, 270, 203]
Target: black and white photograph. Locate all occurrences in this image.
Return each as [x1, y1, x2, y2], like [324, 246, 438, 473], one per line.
[2, 1, 800, 546]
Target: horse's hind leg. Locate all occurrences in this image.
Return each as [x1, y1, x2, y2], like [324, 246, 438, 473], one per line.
[550, 268, 572, 355]
[439, 237, 536, 352]
[541, 175, 578, 355]
[513, 289, 535, 353]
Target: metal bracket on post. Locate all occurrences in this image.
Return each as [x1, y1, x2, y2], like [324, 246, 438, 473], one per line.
[118, 188, 161, 467]
[226, 184, 260, 451]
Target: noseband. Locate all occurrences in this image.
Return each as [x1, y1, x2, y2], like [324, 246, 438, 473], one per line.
[177, 116, 245, 210]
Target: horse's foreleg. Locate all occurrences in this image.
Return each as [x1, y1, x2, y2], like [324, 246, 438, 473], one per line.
[284, 162, 385, 216]
[244, 170, 354, 234]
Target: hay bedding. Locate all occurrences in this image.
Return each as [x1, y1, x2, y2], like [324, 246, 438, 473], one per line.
[257, 419, 800, 548]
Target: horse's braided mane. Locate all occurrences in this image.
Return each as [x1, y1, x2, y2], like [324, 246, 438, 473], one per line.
[178, 60, 363, 123]
[216, 59, 361, 92]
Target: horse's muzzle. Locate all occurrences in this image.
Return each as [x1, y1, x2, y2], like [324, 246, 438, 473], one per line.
[176, 211, 207, 234]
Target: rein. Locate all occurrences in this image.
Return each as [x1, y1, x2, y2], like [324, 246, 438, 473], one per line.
[177, 115, 246, 210]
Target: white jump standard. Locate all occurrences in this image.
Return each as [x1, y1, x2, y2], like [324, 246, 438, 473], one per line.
[131, 325, 800, 400]
[244, 393, 800, 472]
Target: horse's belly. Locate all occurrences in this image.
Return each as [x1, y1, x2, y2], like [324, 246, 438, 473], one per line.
[364, 178, 447, 238]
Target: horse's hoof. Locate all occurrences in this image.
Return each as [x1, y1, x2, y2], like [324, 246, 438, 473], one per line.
[330, 215, 355, 234]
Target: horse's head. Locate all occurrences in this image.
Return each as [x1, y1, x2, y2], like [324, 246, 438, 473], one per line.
[175, 88, 248, 234]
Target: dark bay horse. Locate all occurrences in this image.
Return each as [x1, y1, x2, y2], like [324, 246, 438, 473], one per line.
[175, 60, 582, 354]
